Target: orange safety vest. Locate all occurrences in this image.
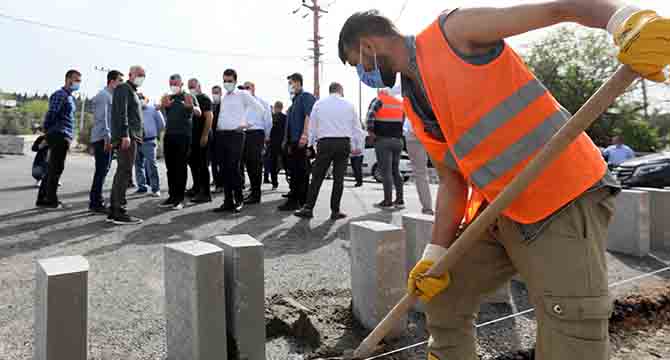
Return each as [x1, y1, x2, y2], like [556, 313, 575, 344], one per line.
[375, 92, 404, 123]
[404, 18, 606, 224]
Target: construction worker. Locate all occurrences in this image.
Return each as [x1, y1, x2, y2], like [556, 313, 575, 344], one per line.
[338, 3, 669, 360]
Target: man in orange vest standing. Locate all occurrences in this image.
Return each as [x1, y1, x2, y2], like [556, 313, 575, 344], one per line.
[366, 89, 406, 209]
[339, 3, 669, 360]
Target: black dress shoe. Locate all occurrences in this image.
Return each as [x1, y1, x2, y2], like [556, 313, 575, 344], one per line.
[282, 192, 294, 198]
[330, 212, 347, 221]
[185, 188, 197, 197]
[354, 182, 363, 187]
[294, 207, 314, 219]
[214, 202, 235, 213]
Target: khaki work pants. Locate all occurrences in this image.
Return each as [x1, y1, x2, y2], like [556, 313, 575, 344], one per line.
[426, 188, 616, 360]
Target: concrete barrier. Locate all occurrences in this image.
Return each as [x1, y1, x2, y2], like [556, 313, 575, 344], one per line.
[608, 190, 650, 257]
[633, 187, 670, 252]
[164, 241, 227, 360]
[350, 221, 407, 338]
[0, 135, 25, 155]
[34, 256, 89, 360]
[216, 235, 265, 360]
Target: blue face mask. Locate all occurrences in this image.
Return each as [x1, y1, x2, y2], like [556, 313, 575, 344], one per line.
[69, 82, 81, 92]
[356, 49, 387, 89]
[357, 63, 386, 89]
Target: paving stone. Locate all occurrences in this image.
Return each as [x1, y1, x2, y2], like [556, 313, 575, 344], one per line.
[34, 256, 89, 360]
[164, 241, 227, 360]
[350, 221, 407, 339]
[608, 190, 650, 257]
[215, 235, 265, 360]
[633, 187, 670, 252]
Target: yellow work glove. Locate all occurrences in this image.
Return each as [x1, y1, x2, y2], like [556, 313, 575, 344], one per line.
[407, 244, 451, 303]
[609, 7, 670, 82]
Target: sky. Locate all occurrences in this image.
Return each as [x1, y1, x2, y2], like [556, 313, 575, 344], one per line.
[0, 0, 668, 113]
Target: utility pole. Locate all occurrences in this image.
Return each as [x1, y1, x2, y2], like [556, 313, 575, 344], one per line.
[300, 0, 327, 99]
[641, 79, 650, 122]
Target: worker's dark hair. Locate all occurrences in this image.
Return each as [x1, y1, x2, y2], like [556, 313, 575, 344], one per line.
[338, 10, 401, 64]
[329, 82, 343, 94]
[223, 69, 238, 81]
[107, 70, 123, 84]
[287, 73, 303, 86]
[274, 101, 284, 109]
[212, 85, 222, 91]
[65, 69, 81, 80]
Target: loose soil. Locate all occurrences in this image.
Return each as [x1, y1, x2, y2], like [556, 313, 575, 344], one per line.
[265, 286, 670, 360]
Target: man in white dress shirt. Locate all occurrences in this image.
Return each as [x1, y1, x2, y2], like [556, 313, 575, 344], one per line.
[240, 81, 272, 204]
[212, 69, 268, 213]
[294, 82, 362, 220]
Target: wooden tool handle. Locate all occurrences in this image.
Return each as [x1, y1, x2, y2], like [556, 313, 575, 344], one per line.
[353, 65, 638, 359]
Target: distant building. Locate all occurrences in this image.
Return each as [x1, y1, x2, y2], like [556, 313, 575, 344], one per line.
[0, 99, 17, 108]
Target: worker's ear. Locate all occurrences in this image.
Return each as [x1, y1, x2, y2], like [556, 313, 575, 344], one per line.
[358, 37, 378, 58]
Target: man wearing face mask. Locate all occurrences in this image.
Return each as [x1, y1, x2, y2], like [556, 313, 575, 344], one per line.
[212, 69, 268, 214]
[186, 78, 213, 203]
[36, 69, 82, 210]
[239, 81, 272, 205]
[109, 65, 146, 225]
[279, 73, 317, 211]
[135, 94, 165, 197]
[339, 4, 670, 359]
[211, 85, 224, 194]
[88, 70, 124, 214]
[158, 74, 201, 211]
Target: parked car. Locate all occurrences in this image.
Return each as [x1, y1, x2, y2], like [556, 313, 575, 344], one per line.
[611, 152, 670, 188]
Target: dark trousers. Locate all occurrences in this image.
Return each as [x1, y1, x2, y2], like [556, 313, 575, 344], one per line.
[189, 140, 211, 197]
[37, 133, 70, 205]
[305, 138, 350, 212]
[242, 130, 265, 198]
[266, 145, 281, 186]
[209, 133, 224, 188]
[215, 131, 245, 204]
[164, 134, 191, 204]
[89, 140, 112, 208]
[286, 142, 311, 205]
[351, 155, 364, 185]
[281, 146, 291, 183]
[110, 140, 137, 213]
[375, 136, 404, 203]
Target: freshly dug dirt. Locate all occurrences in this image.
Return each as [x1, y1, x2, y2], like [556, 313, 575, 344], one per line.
[266, 286, 670, 360]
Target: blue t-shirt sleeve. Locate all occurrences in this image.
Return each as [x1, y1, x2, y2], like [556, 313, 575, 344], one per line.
[303, 94, 316, 116]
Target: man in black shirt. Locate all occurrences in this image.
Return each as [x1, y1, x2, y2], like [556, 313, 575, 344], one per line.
[158, 74, 201, 210]
[268, 101, 287, 189]
[187, 78, 213, 203]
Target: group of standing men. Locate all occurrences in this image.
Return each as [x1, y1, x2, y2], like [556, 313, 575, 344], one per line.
[37, 66, 371, 224]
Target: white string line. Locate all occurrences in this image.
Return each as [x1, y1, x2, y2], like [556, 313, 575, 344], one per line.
[361, 265, 670, 360]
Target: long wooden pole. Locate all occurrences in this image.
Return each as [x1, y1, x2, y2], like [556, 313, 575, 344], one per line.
[353, 65, 639, 359]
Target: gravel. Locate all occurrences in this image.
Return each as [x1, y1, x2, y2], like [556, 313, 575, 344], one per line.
[0, 154, 669, 359]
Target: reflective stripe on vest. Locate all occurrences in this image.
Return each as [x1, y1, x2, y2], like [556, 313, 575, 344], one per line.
[469, 109, 569, 188]
[453, 79, 548, 159]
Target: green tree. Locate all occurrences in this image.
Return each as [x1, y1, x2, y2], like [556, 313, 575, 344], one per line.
[524, 26, 658, 151]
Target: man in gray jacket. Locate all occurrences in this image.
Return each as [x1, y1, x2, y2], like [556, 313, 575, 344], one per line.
[109, 65, 146, 225]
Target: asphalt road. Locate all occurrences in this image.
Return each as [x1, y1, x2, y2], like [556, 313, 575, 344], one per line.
[0, 153, 668, 359]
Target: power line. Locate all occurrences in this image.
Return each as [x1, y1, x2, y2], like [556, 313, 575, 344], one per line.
[0, 12, 307, 61]
[395, 0, 409, 22]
